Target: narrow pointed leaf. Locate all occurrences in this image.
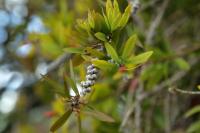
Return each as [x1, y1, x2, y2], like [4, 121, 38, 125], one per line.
[88, 10, 95, 29]
[81, 55, 93, 61]
[95, 32, 107, 41]
[122, 34, 138, 59]
[50, 109, 72, 132]
[63, 47, 83, 54]
[63, 73, 70, 98]
[106, 0, 113, 18]
[113, 0, 120, 13]
[111, 13, 121, 31]
[72, 55, 85, 67]
[92, 60, 117, 71]
[77, 115, 82, 133]
[84, 106, 115, 123]
[69, 60, 75, 79]
[68, 60, 79, 95]
[127, 51, 153, 65]
[187, 121, 200, 133]
[66, 76, 79, 96]
[174, 58, 190, 70]
[102, 11, 110, 30]
[84, 47, 105, 59]
[41, 75, 65, 97]
[119, 4, 131, 28]
[105, 43, 120, 63]
[184, 105, 200, 118]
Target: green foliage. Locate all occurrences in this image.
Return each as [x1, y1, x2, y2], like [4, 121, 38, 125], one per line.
[15, 0, 200, 132]
[41, 75, 67, 97]
[105, 43, 121, 63]
[174, 58, 190, 70]
[84, 106, 115, 123]
[185, 105, 200, 118]
[50, 109, 72, 132]
[141, 63, 168, 89]
[95, 32, 107, 42]
[187, 121, 200, 133]
[126, 51, 153, 68]
[121, 34, 137, 59]
[63, 47, 84, 54]
[77, 0, 132, 40]
[68, 60, 79, 95]
[92, 60, 117, 71]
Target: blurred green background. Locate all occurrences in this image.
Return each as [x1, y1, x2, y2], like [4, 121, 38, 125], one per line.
[0, 0, 200, 133]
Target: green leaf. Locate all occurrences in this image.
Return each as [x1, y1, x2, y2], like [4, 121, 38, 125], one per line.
[174, 58, 190, 70]
[92, 60, 117, 71]
[187, 121, 200, 133]
[111, 13, 121, 31]
[127, 51, 153, 66]
[77, 115, 81, 133]
[69, 60, 79, 95]
[84, 47, 105, 59]
[113, 0, 120, 13]
[95, 32, 107, 41]
[88, 10, 95, 29]
[81, 55, 93, 61]
[77, 19, 90, 32]
[198, 85, 200, 90]
[69, 60, 75, 80]
[102, 11, 110, 30]
[84, 106, 115, 123]
[105, 43, 120, 63]
[63, 73, 70, 98]
[41, 75, 66, 97]
[122, 34, 137, 59]
[66, 76, 79, 96]
[110, 0, 121, 31]
[119, 4, 131, 28]
[71, 55, 84, 67]
[184, 105, 200, 118]
[106, 0, 113, 20]
[63, 47, 83, 54]
[50, 109, 72, 132]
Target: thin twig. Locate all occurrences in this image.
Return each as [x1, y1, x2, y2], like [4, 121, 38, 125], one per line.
[164, 93, 171, 133]
[154, 44, 200, 63]
[120, 103, 135, 131]
[141, 57, 199, 99]
[134, 83, 143, 133]
[169, 87, 200, 95]
[119, 78, 139, 131]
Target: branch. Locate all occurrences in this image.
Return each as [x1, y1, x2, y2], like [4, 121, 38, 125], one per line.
[145, 0, 170, 44]
[46, 53, 72, 73]
[21, 53, 72, 88]
[134, 84, 143, 133]
[169, 87, 200, 95]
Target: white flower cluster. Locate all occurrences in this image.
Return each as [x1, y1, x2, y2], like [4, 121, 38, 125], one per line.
[80, 64, 98, 95]
[80, 43, 104, 96]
